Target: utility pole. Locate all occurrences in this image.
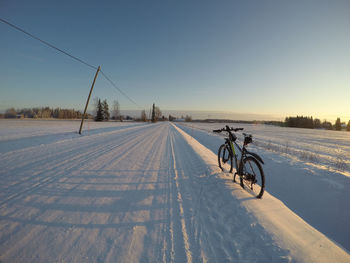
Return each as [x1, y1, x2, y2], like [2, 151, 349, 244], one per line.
[151, 103, 156, 122]
[79, 66, 101, 135]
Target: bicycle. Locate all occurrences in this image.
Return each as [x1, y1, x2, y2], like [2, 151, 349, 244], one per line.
[213, 125, 265, 198]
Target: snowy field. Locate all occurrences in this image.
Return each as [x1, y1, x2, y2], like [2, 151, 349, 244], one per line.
[0, 119, 349, 262]
[177, 123, 350, 248]
[178, 122, 350, 177]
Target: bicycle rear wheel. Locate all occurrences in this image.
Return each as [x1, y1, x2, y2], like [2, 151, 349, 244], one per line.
[218, 144, 233, 173]
[240, 156, 265, 198]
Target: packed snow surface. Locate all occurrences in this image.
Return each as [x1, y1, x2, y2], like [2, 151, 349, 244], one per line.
[0, 120, 349, 262]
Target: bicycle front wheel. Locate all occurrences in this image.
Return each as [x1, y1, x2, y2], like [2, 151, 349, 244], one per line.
[218, 144, 233, 173]
[241, 156, 265, 198]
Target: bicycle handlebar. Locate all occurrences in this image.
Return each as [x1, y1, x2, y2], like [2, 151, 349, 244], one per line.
[212, 126, 244, 133]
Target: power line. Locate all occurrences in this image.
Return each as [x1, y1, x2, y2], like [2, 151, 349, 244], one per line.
[100, 70, 142, 109]
[0, 18, 97, 70]
[0, 17, 142, 109]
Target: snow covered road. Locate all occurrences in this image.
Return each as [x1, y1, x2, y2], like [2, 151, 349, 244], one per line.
[0, 121, 349, 262]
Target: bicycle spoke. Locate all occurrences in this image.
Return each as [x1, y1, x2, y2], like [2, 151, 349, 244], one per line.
[241, 157, 265, 198]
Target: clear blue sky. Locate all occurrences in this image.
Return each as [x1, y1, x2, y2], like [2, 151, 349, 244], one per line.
[1, 0, 349, 121]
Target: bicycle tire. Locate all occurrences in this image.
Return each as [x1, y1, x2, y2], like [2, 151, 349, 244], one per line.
[218, 144, 233, 173]
[240, 156, 265, 198]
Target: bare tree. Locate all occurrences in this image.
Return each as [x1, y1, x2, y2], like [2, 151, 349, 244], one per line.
[93, 97, 100, 117]
[141, 110, 147, 122]
[112, 100, 120, 120]
[5, 108, 16, 118]
[185, 115, 192, 122]
[155, 106, 162, 120]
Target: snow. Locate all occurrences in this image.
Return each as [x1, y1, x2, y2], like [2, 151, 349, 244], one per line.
[177, 122, 350, 252]
[173, 123, 350, 262]
[177, 122, 350, 177]
[0, 119, 349, 262]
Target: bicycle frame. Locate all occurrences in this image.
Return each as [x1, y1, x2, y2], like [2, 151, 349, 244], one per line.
[225, 133, 264, 175]
[225, 138, 245, 175]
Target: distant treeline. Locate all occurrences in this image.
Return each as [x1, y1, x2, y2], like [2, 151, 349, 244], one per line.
[0, 107, 92, 119]
[195, 117, 350, 131]
[195, 119, 284, 126]
[285, 116, 350, 131]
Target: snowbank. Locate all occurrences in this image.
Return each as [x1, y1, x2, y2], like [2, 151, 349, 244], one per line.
[172, 123, 350, 262]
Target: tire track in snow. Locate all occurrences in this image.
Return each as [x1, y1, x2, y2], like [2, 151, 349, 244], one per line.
[0, 122, 290, 262]
[120, 123, 170, 262]
[4, 122, 346, 262]
[169, 124, 224, 262]
[0, 123, 171, 262]
[0, 137, 124, 208]
[168, 129, 192, 263]
[63, 122, 170, 263]
[0, 124, 160, 208]
[0, 128, 155, 257]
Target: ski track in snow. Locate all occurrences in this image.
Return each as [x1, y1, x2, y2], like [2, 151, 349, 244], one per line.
[0, 121, 349, 262]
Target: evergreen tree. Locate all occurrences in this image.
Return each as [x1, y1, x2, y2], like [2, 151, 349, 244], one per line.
[335, 117, 341, 131]
[313, 118, 322, 129]
[95, 99, 104, 121]
[284, 116, 314, 128]
[347, 120, 350, 131]
[102, 99, 110, 120]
